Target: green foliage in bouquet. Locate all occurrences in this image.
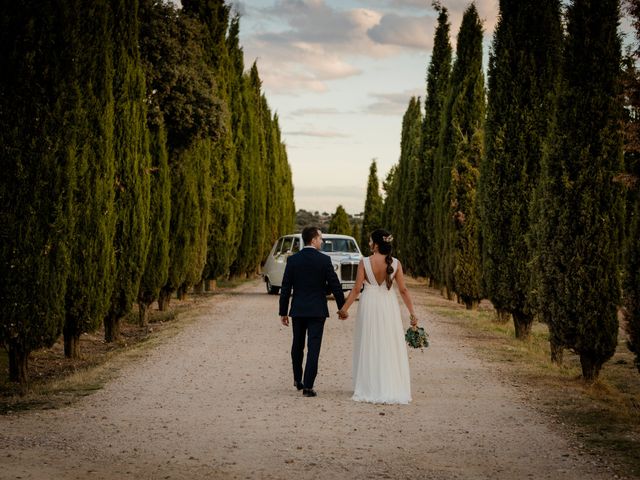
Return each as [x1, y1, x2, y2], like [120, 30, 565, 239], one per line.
[405, 326, 429, 350]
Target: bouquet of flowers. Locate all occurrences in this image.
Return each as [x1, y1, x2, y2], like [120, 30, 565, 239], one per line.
[405, 315, 429, 350]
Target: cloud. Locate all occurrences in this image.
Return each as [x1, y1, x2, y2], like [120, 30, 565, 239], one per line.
[289, 107, 345, 116]
[241, 1, 401, 93]
[285, 130, 351, 138]
[229, 1, 246, 16]
[364, 88, 423, 115]
[241, 0, 499, 94]
[368, 14, 435, 50]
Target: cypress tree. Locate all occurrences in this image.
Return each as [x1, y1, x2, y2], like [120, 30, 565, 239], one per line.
[274, 114, 296, 235]
[480, 0, 563, 337]
[329, 205, 351, 235]
[226, 15, 249, 276]
[0, 1, 74, 382]
[104, 0, 151, 342]
[137, 120, 170, 325]
[382, 164, 399, 234]
[361, 160, 384, 251]
[180, 139, 213, 297]
[623, 0, 640, 372]
[396, 97, 422, 271]
[182, 0, 243, 283]
[262, 95, 281, 251]
[416, 3, 452, 281]
[433, 4, 484, 302]
[352, 223, 361, 247]
[63, 0, 117, 356]
[534, 0, 624, 381]
[151, 7, 223, 307]
[627, 196, 640, 372]
[231, 63, 268, 276]
[137, 0, 174, 321]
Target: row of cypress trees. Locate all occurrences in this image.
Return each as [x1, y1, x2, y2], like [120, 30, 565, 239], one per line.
[0, 0, 295, 385]
[381, 0, 637, 381]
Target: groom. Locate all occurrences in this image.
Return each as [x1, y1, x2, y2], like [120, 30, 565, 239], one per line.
[279, 226, 346, 397]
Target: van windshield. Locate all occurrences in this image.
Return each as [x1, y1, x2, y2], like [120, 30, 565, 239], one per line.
[321, 238, 359, 253]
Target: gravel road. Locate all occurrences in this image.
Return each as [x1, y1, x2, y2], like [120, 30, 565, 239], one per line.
[0, 280, 616, 479]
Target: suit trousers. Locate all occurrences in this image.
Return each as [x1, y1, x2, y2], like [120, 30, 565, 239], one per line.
[291, 316, 326, 389]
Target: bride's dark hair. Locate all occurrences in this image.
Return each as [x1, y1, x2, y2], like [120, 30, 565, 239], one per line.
[370, 229, 394, 290]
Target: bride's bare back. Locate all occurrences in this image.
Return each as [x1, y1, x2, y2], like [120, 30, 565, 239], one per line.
[367, 252, 396, 286]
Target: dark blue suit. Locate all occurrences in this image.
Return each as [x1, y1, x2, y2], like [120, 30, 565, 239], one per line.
[279, 247, 345, 389]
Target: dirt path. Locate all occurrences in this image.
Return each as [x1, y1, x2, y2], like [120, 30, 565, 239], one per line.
[0, 281, 617, 479]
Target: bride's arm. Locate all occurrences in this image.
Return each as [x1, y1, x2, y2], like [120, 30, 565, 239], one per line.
[395, 261, 418, 326]
[338, 259, 365, 318]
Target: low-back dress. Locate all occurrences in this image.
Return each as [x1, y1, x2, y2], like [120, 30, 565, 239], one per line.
[352, 256, 411, 404]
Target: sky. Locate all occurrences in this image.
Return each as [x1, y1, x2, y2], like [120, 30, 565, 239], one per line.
[230, 0, 633, 215]
[232, 0, 500, 215]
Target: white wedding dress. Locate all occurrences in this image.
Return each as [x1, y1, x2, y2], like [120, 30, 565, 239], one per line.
[352, 256, 412, 404]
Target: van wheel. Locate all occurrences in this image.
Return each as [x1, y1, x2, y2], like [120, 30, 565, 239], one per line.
[266, 277, 280, 295]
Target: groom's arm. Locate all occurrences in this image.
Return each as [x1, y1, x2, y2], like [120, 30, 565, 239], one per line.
[324, 257, 345, 310]
[279, 262, 293, 317]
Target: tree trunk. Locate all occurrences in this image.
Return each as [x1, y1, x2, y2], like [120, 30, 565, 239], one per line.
[580, 353, 602, 383]
[177, 284, 188, 301]
[513, 311, 533, 340]
[464, 299, 479, 310]
[193, 280, 204, 294]
[104, 314, 120, 343]
[205, 279, 217, 291]
[494, 308, 511, 324]
[8, 342, 28, 386]
[63, 329, 81, 359]
[139, 301, 150, 327]
[550, 339, 564, 366]
[158, 289, 171, 311]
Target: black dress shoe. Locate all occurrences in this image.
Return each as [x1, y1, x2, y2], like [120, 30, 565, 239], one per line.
[294, 381, 304, 391]
[302, 388, 317, 397]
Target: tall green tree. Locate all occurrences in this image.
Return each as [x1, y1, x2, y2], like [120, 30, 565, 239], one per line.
[104, 0, 151, 342]
[329, 205, 351, 234]
[534, 0, 624, 381]
[180, 139, 213, 297]
[137, 0, 173, 322]
[396, 97, 422, 271]
[480, 0, 563, 337]
[226, 15, 249, 275]
[382, 164, 399, 235]
[231, 63, 268, 276]
[433, 4, 485, 303]
[274, 114, 296, 236]
[623, 0, 640, 372]
[361, 160, 384, 251]
[415, 2, 452, 281]
[63, 0, 117, 356]
[0, 1, 75, 382]
[137, 121, 170, 325]
[153, 8, 223, 308]
[183, 0, 244, 283]
[627, 197, 640, 372]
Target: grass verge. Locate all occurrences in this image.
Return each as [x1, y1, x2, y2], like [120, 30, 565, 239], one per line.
[407, 278, 640, 479]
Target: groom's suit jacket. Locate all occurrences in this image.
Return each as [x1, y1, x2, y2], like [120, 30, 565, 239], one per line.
[279, 247, 346, 318]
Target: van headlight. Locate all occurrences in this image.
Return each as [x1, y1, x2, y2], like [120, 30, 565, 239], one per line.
[333, 263, 339, 271]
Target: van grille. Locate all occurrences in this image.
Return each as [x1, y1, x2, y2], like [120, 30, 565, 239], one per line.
[341, 263, 358, 282]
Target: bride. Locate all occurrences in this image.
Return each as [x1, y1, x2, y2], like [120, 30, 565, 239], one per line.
[338, 229, 418, 404]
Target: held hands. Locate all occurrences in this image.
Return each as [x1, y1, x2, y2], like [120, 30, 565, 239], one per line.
[337, 309, 349, 320]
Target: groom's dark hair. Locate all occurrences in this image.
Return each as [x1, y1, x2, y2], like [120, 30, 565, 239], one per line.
[302, 226, 321, 246]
